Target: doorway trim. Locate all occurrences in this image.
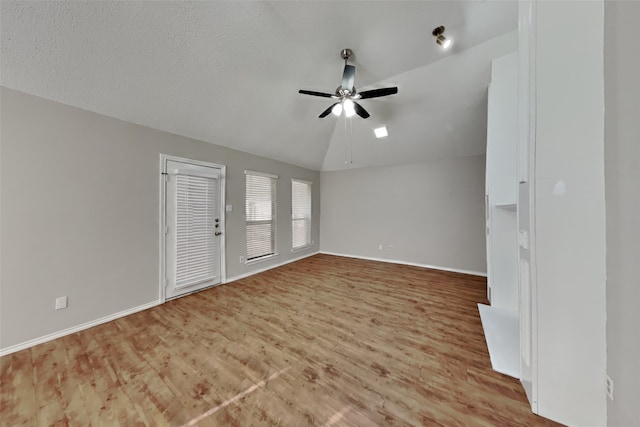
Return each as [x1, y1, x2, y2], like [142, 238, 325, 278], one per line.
[159, 154, 227, 303]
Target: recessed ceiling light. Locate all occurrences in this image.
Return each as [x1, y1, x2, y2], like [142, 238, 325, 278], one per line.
[374, 126, 389, 138]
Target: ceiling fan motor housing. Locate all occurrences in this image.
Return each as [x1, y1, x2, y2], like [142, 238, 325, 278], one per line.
[336, 86, 356, 97]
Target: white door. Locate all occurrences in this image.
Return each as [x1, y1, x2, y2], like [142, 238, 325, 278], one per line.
[164, 159, 224, 300]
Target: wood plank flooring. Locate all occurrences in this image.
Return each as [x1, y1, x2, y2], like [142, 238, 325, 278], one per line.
[1, 254, 562, 426]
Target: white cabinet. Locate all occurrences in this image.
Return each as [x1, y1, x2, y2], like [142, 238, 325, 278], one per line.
[486, 51, 519, 312]
[483, 5, 606, 425]
[480, 51, 520, 379]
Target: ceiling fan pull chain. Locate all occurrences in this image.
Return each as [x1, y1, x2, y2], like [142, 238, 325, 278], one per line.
[349, 119, 354, 164]
[344, 117, 348, 165]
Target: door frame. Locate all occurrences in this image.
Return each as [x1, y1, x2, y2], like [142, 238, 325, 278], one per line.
[159, 154, 227, 303]
[518, 0, 538, 412]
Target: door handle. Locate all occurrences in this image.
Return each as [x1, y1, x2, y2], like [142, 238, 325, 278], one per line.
[215, 231, 222, 236]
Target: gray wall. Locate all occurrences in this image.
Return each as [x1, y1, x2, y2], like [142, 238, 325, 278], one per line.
[0, 88, 320, 351]
[605, 2, 640, 426]
[320, 156, 487, 275]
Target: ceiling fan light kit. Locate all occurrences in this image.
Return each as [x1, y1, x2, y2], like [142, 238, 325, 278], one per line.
[343, 99, 356, 117]
[298, 48, 398, 120]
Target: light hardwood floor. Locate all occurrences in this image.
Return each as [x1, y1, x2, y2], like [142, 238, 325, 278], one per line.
[1, 254, 561, 426]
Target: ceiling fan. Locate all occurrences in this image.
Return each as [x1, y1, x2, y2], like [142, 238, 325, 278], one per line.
[298, 48, 398, 119]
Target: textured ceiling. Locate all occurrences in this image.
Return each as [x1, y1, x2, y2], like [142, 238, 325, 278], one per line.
[0, 1, 518, 171]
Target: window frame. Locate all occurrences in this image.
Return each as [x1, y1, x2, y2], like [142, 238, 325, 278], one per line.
[245, 170, 278, 264]
[291, 178, 313, 252]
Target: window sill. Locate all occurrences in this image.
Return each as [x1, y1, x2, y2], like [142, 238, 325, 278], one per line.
[292, 242, 314, 253]
[246, 252, 279, 266]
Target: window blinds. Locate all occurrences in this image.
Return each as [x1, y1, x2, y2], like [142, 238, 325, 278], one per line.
[175, 174, 218, 288]
[292, 179, 312, 249]
[246, 173, 277, 260]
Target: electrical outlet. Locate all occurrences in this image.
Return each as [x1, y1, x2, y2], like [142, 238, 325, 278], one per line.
[378, 244, 383, 251]
[239, 255, 245, 264]
[55, 296, 68, 310]
[606, 375, 614, 401]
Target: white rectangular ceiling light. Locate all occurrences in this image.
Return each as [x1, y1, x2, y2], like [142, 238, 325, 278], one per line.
[374, 126, 388, 138]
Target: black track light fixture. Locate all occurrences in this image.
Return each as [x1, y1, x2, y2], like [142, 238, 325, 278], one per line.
[432, 26, 452, 50]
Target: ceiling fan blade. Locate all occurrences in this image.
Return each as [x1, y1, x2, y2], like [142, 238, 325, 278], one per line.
[353, 102, 370, 119]
[357, 87, 398, 99]
[299, 90, 335, 98]
[319, 103, 339, 118]
[341, 64, 356, 93]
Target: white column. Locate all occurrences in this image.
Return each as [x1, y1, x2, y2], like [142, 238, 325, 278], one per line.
[532, 1, 607, 426]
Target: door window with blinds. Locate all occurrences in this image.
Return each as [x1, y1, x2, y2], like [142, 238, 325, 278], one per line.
[174, 173, 218, 288]
[164, 158, 224, 301]
[245, 171, 278, 261]
[292, 179, 312, 250]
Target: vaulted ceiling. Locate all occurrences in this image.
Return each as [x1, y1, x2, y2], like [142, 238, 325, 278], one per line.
[0, 1, 518, 171]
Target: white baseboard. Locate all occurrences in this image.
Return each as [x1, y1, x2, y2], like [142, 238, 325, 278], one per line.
[225, 250, 319, 284]
[0, 251, 479, 356]
[0, 300, 160, 357]
[1, 252, 321, 357]
[319, 251, 487, 277]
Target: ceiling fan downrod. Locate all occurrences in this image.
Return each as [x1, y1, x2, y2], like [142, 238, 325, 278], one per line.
[340, 48, 353, 62]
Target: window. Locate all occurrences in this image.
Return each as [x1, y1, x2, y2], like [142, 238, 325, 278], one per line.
[245, 171, 277, 261]
[292, 179, 312, 250]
